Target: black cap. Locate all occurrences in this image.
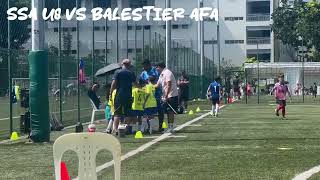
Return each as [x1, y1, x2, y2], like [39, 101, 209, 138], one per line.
[155, 62, 166, 69]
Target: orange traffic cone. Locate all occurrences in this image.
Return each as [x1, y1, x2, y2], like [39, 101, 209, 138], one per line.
[61, 161, 70, 180]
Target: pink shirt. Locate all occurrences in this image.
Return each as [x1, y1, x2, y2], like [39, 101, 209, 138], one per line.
[158, 68, 178, 98]
[274, 82, 289, 100]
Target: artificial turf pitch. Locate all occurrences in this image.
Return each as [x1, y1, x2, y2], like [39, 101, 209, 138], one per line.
[1, 100, 320, 179]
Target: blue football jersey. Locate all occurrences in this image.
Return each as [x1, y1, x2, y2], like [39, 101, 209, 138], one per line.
[209, 81, 221, 99]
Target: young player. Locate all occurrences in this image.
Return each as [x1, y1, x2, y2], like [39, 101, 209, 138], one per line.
[127, 80, 146, 134]
[273, 75, 291, 119]
[106, 89, 116, 134]
[312, 82, 317, 99]
[144, 76, 158, 134]
[207, 77, 222, 117]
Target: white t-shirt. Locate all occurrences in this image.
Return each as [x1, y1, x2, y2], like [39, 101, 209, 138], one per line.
[158, 68, 178, 98]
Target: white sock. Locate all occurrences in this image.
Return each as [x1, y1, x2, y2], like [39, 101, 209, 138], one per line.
[149, 119, 154, 133]
[107, 119, 113, 131]
[215, 104, 219, 114]
[169, 123, 173, 129]
[149, 119, 153, 128]
[211, 105, 215, 114]
[141, 119, 148, 132]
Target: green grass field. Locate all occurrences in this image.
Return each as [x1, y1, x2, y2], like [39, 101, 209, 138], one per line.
[0, 96, 98, 139]
[1, 99, 320, 179]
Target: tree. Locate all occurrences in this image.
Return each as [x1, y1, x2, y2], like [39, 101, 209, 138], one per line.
[0, 0, 30, 49]
[0, 0, 31, 95]
[272, 0, 320, 61]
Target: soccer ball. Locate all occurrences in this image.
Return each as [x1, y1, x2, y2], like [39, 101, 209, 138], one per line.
[88, 124, 96, 132]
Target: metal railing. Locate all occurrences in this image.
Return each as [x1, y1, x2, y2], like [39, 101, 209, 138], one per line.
[247, 37, 271, 45]
[247, 14, 270, 21]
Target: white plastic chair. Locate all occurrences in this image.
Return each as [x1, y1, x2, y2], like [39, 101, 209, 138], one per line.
[53, 133, 121, 180]
[89, 99, 105, 124]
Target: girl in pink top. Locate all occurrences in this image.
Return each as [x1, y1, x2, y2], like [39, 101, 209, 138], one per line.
[273, 75, 291, 119]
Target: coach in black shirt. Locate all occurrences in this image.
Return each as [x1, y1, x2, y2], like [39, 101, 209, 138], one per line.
[110, 59, 136, 134]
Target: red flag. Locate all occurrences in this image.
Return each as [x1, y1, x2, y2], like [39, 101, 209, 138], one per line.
[79, 58, 86, 84]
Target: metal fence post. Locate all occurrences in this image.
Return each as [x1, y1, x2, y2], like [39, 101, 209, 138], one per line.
[7, 0, 13, 136]
[58, 0, 63, 123]
[76, 0, 80, 123]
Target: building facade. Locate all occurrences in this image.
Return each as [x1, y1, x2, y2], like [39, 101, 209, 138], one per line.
[23, 0, 280, 67]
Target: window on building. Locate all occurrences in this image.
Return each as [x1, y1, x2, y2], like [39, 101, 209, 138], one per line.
[204, 40, 217, 44]
[172, 25, 179, 29]
[103, 26, 109, 31]
[71, 50, 77, 54]
[128, 49, 133, 53]
[63, 27, 68, 32]
[162, 25, 166, 29]
[225, 17, 244, 21]
[94, 26, 101, 31]
[136, 26, 142, 30]
[128, 26, 133, 30]
[144, 25, 150, 30]
[71, 27, 76, 32]
[102, 49, 110, 54]
[94, 49, 100, 55]
[247, 1, 270, 14]
[182, 25, 188, 29]
[225, 40, 244, 44]
[94, 0, 111, 7]
[247, 53, 271, 62]
[129, 0, 155, 8]
[136, 48, 142, 53]
[54, 28, 58, 32]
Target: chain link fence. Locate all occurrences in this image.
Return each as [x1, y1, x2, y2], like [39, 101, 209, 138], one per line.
[243, 62, 320, 104]
[0, 0, 216, 139]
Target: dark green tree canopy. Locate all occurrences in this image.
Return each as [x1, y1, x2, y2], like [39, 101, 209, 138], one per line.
[272, 0, 320, 61]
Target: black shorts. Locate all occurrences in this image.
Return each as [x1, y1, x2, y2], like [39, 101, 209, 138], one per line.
[276, 99, 286, 106]
[162, 96, 178, 114]
[114, 94, 132, 117]
[211, 98, 220, 105]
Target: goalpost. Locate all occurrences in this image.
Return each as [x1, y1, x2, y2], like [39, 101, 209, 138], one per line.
[29, 0, 50, 142]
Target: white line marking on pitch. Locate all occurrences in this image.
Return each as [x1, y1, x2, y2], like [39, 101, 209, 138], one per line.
[186, 124, 202, 127]
[292, 165, 320, 180]
[93, 105, 225, 175]
[142, 135, 187, 139]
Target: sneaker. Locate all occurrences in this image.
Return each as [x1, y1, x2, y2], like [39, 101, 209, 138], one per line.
[210, 112, 214, 116]
[158, 128, 164, 133]
[214, 112, 218, 117]
[275, 109, 279, 116]
[103, 129, 112, 134]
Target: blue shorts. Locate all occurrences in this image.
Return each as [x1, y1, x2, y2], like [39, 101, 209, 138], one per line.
[128, 110, 144, 117]
[144, 107, 158, 116]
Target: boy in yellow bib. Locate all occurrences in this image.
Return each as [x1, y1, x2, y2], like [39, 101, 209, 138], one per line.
[106, 89, 116, 134]
[144, 76, 158, 134]
[127, 80, 146, 134]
